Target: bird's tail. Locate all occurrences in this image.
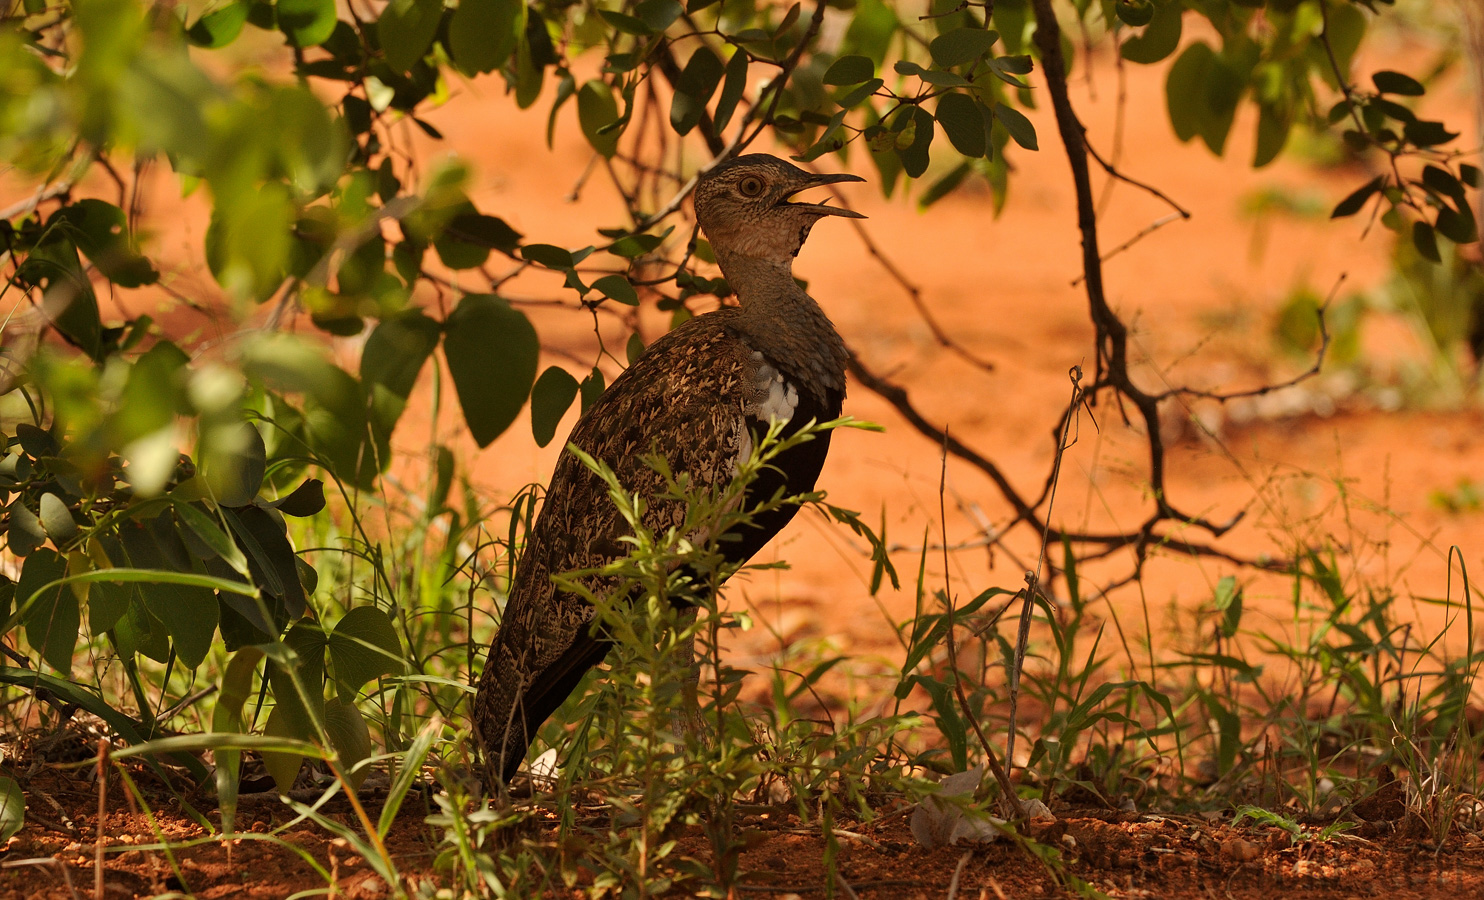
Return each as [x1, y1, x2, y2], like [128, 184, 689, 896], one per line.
[473, 628, 614, 787]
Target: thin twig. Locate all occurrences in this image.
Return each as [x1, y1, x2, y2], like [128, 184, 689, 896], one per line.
[1006, 366, 1082, 772]
[946, 849, 974, 900]
[939, 431, 1022, 820]
[0, 180, 72, 220]
[93, 739, 108, 900]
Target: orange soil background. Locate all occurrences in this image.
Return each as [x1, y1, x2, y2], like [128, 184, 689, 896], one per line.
[11, 22, 1483, 699]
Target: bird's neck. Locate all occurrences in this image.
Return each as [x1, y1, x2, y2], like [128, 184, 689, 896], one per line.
[717, 251, 848, 400]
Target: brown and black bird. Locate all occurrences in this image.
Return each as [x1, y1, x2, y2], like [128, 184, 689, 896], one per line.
[472, 154, 864, 787]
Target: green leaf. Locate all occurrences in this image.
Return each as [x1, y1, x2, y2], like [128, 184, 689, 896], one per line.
[278, 0, 338, 47]
[201, 421, 267, 507]
[1403, 119, 1459, 148]
[262, 706, 306, 790]
[1114, 0, 1154, 27]
[579, 367, 606, 413]
[443, 294, 539, 447]
[269, 621, 329, 740]
[1120, 0, 1181, 65]
[824, 54, 875, 85]
[671, 46, 725, 135]
[379, 0, 444, 74]
[362, 310, 440, 432]
[378, 717, 439, 838]
[445, 212, 523, 254]
[520, 243, 575, 269]
[270, 479, 328, 517]
[172, 502, 251, 576]
[1331, 176, 1383, 218]
[16, 239, 102, 360]
[187, 1, 251, 47]
[5, 500, 45, 557]
[897, 107, 935, 178]
[577, 80, 622, 158]
[449, 0, 522, 74]
[713, 51, 749, 134]
[530, 366, 580, 447]
[593, 273, 639, 306]
[0, 777, 23, 843]
[606, 230, 669, 259]
[1372, 69, 1424, 97]
[936, 93, 987, 158]
[1413, 220, 1441, 263]
[39, 493, 77, 546]
[994, 103, 1038, 150]
[1436, 203, 1478, 245]
[1422, 165, 1466, 204]
[221, 506, 306, 616]
[1213, 575, 1242, 638]
[1166, 41, 1214, 143]
[323, 698, 374, 788]
[929, 27, 998, 69]
[52, 200, 158, 288]
[1253, 101, 1290, 168]
[328, 606, 404, 696]
[18, 549, 75, 673]
[1460, 164, 1480, 188]
[625, 331, 645, 366]
[635, 0, 682, 31]
[597, 8, 653, 35]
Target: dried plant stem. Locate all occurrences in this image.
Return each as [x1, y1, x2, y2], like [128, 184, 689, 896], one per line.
[93, 739, 108, 900]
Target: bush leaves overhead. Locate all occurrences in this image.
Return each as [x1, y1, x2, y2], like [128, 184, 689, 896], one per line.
[443, 294, 540, 447]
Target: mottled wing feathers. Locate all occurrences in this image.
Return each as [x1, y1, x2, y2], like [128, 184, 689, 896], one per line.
[474, 315, 758, 783]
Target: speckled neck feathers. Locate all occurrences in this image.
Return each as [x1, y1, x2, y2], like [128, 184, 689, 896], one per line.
[715, 251, 848, 403]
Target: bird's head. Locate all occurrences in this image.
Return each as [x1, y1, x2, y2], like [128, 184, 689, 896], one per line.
[693, 154, 865, 265]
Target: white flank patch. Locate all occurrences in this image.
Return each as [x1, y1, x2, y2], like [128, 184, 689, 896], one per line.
[751, 356, 799, 424]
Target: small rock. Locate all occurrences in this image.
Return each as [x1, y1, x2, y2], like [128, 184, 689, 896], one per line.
[347, 874, 388, 899]
[1222, 839, 1260, 861]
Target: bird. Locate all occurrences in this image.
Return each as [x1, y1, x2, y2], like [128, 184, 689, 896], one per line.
[471, 153, 864, 788]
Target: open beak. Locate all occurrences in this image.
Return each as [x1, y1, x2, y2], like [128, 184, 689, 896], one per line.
[782, 172, 867, 219]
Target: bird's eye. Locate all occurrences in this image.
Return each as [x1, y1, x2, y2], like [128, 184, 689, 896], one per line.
[737, 175, 765, 197]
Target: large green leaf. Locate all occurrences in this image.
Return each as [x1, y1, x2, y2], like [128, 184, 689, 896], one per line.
[0, 777, 22, 843]
[1166, 41, 1214, 143]
[116, 518, 220, 669]
[712, 50, 749, 134]
[268, 621, 329, 742]
[1120, 0, 1181, 65]
[379, 0, 443, 73]
[51, 199, 158, 287]
[671, 46, 725, 135]
[577, 80, 622, 158]
[222, 505, 308, 617]
[199, 420, 267, 507]
[529, 365, 580, 448]
[278, 0, 338, 47]
[449, 0, 522, 74]
[16, 238, 102, 360]
[187, 0, 250, 48]
[17, 549, 75, 673]
[443, 294, 539, 447]
[324, 698, 374, 788]
[928, 27, 998, 69]
[362, 310, 441, 434]
[328, 606, 404, 696]
[935, 92, 986, 158]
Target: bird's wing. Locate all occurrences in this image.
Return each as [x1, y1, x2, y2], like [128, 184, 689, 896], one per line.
[474, 316, 758, 782]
